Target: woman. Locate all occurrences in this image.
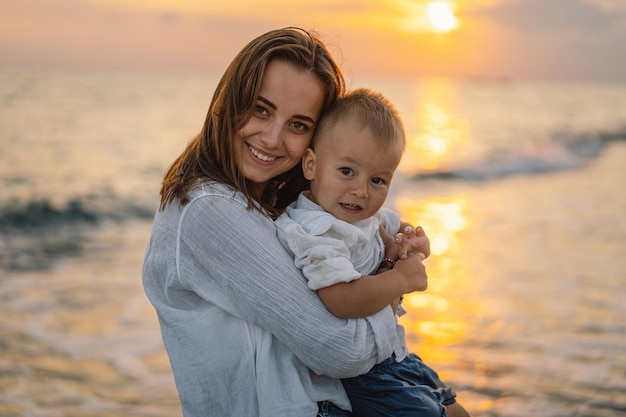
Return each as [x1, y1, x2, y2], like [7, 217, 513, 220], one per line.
[143, 27, 431, 417]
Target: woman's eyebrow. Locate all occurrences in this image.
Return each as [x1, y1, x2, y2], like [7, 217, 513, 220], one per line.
[258, 96, 277, 110]
[258, 96, 316, 125]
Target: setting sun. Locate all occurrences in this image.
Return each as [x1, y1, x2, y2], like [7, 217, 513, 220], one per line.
[427, 1, 458, 32]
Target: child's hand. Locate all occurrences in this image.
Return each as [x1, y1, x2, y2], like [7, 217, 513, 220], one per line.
[395, 226, 430, 259]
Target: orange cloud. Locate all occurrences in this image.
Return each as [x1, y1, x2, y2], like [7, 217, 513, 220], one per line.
[1, 0, 625, 82]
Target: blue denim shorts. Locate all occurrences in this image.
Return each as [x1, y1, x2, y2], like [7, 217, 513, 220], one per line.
[341, 353, 456, 417]
[317, 401, 353, 417]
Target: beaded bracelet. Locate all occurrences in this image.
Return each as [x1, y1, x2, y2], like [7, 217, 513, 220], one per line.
[378, 258, 396, 271]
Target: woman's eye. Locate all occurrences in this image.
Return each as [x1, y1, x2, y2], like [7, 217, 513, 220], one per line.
[339, 167, 354, 176]
[254, 105, 268, 116]
[291, 121, 308, 132]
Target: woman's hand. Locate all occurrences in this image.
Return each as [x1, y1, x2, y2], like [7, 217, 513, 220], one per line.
[379, 225, 402, 261]
[380, 224, 430, 298]
[380, 224, 431, 261]
[395, 225, 430, 260]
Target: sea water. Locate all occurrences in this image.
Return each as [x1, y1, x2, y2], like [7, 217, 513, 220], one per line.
[1, 69, 625, 416]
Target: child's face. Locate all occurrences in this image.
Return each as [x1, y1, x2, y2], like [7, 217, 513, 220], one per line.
[303, 119, 403, 224]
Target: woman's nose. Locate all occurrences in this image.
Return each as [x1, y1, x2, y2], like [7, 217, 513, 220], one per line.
[260, 122, 282, 148]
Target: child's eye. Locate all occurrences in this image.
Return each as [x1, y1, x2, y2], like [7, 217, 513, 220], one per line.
[371, 177, 386, 185]
[339, 167, 354, 177]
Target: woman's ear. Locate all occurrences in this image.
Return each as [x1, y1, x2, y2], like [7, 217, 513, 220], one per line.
[302, 148, 316, 180]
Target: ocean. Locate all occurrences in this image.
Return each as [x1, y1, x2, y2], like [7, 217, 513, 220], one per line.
[1, 69, 625, 416]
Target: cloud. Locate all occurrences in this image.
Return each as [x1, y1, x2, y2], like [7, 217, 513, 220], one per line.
[1, 0, 625, 82]
[468, 0, 625, 33]
[582, 0, 626, 13]
[458, 0, 626, 81]
[0, 0, 277, 70]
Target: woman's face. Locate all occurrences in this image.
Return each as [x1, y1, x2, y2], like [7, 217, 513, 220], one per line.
[236, 60, 325, 193]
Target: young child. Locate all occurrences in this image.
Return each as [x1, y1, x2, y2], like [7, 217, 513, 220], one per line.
[275, 88, 469, 417]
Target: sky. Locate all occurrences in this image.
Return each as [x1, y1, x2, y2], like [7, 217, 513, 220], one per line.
[1, 0, 626, 83]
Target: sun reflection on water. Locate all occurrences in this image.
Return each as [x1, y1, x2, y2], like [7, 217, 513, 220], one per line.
[399, 198, 468, 256]
[398, 78, 474, 176]
[395, 196, 474, 364]
[388, 78, 498, 409]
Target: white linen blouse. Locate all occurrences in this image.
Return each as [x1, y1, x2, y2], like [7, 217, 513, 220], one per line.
[142, 182, 399, 417]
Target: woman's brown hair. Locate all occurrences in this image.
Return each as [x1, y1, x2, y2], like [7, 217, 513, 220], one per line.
[160, 27, 345, 217]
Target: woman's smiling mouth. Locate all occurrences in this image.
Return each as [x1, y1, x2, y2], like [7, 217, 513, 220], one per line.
[248, 145, 278, 162]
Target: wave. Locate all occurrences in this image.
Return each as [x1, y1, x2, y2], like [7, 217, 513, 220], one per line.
[0, 194, 156, 272]
[0, 194, 155, 230]
[410, 128, 625, 182]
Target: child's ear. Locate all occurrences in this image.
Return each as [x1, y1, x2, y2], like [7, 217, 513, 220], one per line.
[302, 148, 316, 180]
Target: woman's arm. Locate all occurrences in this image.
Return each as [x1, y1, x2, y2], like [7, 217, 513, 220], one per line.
[178, 193, 398, 378]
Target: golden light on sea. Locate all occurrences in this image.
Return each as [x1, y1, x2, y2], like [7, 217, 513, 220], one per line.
[399, 78, 474, 176]
[397, 198, 468, 257]
[394, 196, 473, 363]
